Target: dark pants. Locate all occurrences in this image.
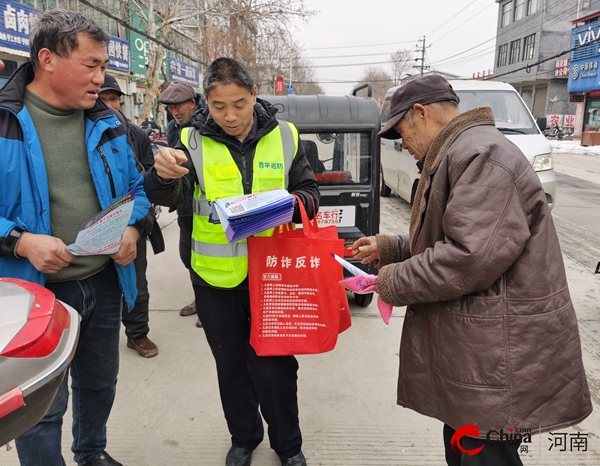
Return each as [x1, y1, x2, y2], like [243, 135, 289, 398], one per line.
[443, 424, 523, 466]
[193, 284, 302, 460]
[15, 264, 122, 466]
[121, 239, 150, 340]
[177, 213, 193, 270]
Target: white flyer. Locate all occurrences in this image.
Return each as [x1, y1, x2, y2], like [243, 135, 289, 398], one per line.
[66, 190, 136, 256]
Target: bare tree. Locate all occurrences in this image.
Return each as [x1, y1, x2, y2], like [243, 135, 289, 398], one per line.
[291, 55, 325, 96]
[356, 66, 394, 104]
[390, 49, 416, 85]
[123, 0, 206, 119]
[126, 0, 315, 119]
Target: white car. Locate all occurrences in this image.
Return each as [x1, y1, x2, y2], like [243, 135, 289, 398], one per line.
[0, 278, 79, 445]
[380, 80, 556, 209]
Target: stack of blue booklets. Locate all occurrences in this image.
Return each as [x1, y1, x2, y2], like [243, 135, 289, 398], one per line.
[210, 189, 295, 243]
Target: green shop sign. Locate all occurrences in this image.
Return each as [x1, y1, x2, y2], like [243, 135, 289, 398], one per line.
[129, 31, 165, 83]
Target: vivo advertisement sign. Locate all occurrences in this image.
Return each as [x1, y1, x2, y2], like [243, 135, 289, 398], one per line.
[569, 19, 600, 92]
[168, 57, 199, 87]
[0, 0, 37, 53]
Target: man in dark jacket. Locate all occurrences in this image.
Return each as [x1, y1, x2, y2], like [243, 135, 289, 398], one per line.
[353, 75, 592, 466]
[158, 81, 205, 323]
[145, 58, 319, 466]
[99, 74, 165, 358]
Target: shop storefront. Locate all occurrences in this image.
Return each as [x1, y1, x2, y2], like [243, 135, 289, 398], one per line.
[583, 94, 600, 130]
[568, 12, 600, 143]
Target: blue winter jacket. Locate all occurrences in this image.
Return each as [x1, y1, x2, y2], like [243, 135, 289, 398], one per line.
[0, 63, 151, 309]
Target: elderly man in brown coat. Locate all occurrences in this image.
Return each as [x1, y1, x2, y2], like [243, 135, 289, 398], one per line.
[353, 75, 592, 466]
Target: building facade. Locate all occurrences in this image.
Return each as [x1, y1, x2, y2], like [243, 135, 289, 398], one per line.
[493, 0, 597, 135]
[567, 7, 600, 135]
[0, 0, 202, 123]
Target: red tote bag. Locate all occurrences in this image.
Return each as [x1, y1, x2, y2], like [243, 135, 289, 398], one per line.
[248, 199, 350, 356]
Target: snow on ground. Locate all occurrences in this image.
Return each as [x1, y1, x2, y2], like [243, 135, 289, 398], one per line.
[550, 138, 600, 156]
[548, 138, 600, 183]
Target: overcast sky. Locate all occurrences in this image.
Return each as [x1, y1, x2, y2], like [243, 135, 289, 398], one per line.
[293, 0, 499, 95]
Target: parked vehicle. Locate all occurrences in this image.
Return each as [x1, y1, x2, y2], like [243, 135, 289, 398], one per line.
[0, 279, 79, 446]
[380, 79, 557, 209]
[542, 123, 565, 140]
[262, 84, 381, 307]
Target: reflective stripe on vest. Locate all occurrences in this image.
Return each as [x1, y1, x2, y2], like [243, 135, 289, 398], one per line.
[182, 121, 298, 288]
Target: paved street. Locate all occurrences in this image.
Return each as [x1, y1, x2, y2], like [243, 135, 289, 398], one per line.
[2, 140, 600, 465]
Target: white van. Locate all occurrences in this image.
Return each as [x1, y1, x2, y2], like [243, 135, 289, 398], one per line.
[380, 80, 556, 209]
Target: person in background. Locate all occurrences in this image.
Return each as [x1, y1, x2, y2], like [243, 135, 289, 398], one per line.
[99, 73, 165, 358]
[0, 10, 151, 466]
[158, 81, 205, 326]
[353, 75, 592, 466]
[145, 57, 320, 466]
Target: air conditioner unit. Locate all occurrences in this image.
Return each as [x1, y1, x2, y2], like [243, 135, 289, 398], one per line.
[135, 92, 145, 104]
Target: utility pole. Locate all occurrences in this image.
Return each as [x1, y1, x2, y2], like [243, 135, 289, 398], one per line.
[416, 36, 430, 75]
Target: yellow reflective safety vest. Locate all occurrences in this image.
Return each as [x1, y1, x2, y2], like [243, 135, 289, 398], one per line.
[181, 121, 298, 288]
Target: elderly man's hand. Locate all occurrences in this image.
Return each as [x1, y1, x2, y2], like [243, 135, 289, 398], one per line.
[110, 226, 139, 266]
[154, 147, 189, 181]
[351, 236, 380, 265]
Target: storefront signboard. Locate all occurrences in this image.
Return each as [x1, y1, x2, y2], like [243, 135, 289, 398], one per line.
[168, 57, 199, 87]
[0, 0, 37, 53]
[107, 36, 130, 73]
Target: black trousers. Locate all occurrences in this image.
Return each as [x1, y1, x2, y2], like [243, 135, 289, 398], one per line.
[193, 284, 302, 460]
[177, 213, 193, 270]
[443, 424, 523, 466]
[121, 238, 150, 339]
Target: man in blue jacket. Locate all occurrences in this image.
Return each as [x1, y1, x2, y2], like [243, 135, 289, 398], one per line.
[0, 10, 150, 466]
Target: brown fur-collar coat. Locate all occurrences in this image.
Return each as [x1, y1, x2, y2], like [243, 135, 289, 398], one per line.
[376, 107, 592, 437]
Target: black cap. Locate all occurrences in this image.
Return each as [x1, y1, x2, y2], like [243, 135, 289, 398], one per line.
[99, 74, 123, 96]
[379, 75, 459, 140]
[158, 81, 196, 105]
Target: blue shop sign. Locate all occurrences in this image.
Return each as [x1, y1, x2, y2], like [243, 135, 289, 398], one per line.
[0, 0, 37, 53]
[569, 19, 600, 92]
[568, 58, 600, 92]
[107, 36, 130, 72]
[168, 57, 199, 87]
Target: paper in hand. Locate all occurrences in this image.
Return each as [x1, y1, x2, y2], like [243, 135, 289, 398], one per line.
[66, 190, 135, 256]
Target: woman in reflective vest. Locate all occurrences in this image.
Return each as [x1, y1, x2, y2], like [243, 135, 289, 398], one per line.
[180, 121, 298, 288]
[144, 57, 320, 466]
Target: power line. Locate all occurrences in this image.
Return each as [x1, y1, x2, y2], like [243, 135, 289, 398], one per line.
[305, 51, 408, 60]
[426, 0, 482, 38]
[305, 40, 418, 51]
[302, 0, 579, 75]
[430, 2, 496, 44]
[77, 0, 205, 66]
[491, 30, 600, 81]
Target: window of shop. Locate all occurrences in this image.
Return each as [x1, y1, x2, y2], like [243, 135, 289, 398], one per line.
[581, 0, 592, 10]
[585, 99, 600, 128]
[523, 34, 535, 60]
[0, 59, 18, 88]
[498, 44, 509, 67]
[502, 2, 512, 27]
[514, 0, 526, 21]
[527, 0, 540, 15]
[509, 39, 521, 64]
